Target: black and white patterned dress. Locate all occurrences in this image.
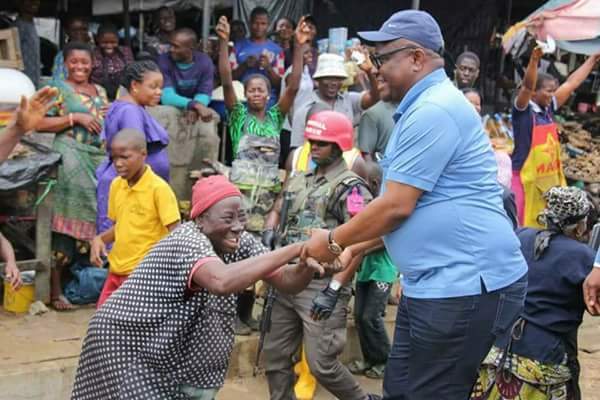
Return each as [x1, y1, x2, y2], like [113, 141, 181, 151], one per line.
[71, 222, 267, 399]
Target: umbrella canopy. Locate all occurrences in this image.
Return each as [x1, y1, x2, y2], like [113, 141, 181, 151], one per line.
[503, 0, 600, 55]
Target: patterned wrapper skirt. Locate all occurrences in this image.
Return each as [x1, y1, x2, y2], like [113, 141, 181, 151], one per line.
[471, 346, 574, 400]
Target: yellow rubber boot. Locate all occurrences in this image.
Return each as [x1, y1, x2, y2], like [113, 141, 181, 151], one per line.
[294, 347, 317, 400]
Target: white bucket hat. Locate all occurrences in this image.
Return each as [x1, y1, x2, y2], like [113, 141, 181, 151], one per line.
[212, 80, 246, 102]
[313, 53, 349, 79]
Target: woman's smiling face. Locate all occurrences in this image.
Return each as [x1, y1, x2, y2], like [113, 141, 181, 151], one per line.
[196, 196, 245, 253]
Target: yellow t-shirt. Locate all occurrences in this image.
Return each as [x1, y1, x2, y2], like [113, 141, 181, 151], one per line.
[107, 166, 180, 275]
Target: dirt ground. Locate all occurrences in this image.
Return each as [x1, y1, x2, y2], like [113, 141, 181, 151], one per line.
[216, 312, 600, 400]
[1, 305, 599, 399]
[218, 375, 382, 399]
[215, 352, 600, 400]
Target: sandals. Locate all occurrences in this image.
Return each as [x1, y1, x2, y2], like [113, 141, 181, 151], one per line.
[348, 360, 371, 375]
[364, 364, 386, 379]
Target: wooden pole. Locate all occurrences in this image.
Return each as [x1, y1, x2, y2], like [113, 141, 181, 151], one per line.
[139, 12, 145, 51]
[202, 0, 211, 47]
[123, 0, 131, 46]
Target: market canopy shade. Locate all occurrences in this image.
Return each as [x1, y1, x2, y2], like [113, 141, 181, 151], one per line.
[92, 0, 232, 16]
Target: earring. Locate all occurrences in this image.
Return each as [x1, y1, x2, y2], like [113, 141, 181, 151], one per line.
[133, 88, 138, 93]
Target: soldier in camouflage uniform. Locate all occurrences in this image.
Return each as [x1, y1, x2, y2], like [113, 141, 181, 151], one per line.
[262, 111, 376, 400]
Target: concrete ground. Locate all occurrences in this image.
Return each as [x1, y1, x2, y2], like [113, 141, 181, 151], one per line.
[1, 304, 600, 399]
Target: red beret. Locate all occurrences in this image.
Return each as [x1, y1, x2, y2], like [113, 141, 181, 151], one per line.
[190, 175, 242, 219]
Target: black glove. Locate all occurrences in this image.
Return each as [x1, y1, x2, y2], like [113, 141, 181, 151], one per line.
[310, 286, 339, 321]
[262, 229, 276, 249]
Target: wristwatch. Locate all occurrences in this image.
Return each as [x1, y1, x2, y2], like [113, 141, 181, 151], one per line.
[327, 230, 344, 255]
[328, 279, 342, 292]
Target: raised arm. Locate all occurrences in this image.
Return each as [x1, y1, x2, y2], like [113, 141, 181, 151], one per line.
[555, 54, 600, 108]
[277, 16, 312, 115]
[357, 46, 380, 110]
[515, 47, 543, 110]
[216, 16, 238, 111]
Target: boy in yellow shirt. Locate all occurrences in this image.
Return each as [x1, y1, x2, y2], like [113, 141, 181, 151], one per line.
[91, 129, 180, 307]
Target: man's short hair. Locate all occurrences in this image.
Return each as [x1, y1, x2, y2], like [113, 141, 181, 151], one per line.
[250, 6, 269, 21]
[174, 27, 197, 45]
[456, 51, 480, 68]
[113, 128, 147, 152]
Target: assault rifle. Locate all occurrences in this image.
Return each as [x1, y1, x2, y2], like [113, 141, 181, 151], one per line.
[254, 191, 293, 375]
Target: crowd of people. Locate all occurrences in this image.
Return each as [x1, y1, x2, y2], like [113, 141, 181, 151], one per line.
[4, 3, 600, 400]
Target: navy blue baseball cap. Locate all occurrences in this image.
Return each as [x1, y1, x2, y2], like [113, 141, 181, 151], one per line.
[358, 10, 444, 53]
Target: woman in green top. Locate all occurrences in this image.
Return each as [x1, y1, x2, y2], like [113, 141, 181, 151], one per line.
[216, 15, 308, 157]
[216, 14, 310, 235]
[36, 42, 109, 311]
[216, 15, 311, 334]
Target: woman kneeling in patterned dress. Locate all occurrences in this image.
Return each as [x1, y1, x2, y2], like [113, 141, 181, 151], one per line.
[71, 175, 331, 400]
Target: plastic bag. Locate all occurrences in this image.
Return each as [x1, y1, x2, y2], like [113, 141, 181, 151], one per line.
[64, 262, 107, 305]
[0, 138, 61, 191]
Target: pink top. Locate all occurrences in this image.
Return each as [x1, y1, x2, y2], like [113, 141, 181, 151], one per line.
[495, 150, 513, 188]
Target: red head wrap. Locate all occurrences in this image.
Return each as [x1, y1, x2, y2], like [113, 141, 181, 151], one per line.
[190, 175, 242, 219]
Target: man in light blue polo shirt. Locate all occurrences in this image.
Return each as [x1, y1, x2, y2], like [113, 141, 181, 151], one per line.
[301, 10, 528, 400]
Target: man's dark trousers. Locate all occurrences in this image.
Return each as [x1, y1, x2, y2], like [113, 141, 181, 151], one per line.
[382, 274, 527, 399]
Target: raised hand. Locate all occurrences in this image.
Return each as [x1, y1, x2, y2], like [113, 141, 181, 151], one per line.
[295, 16, 312, 45]
[531, 46, 544, 62]
[356, 45, 375, 73]
[215, 15, 230, 42]
[12, 86, 58, 134]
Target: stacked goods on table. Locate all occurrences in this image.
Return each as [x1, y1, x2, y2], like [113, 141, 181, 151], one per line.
[560, 118, 600, 183]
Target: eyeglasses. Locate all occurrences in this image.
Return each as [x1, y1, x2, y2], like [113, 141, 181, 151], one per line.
[370, 45, 419, 68]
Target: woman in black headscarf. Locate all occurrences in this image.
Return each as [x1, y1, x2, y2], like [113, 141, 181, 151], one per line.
[472, 186, 595, 400]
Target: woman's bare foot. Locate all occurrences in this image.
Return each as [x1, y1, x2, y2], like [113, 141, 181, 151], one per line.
[51, 294, 76, 311]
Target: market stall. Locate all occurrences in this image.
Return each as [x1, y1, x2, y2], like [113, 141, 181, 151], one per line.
[0, 136, 61, 306]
